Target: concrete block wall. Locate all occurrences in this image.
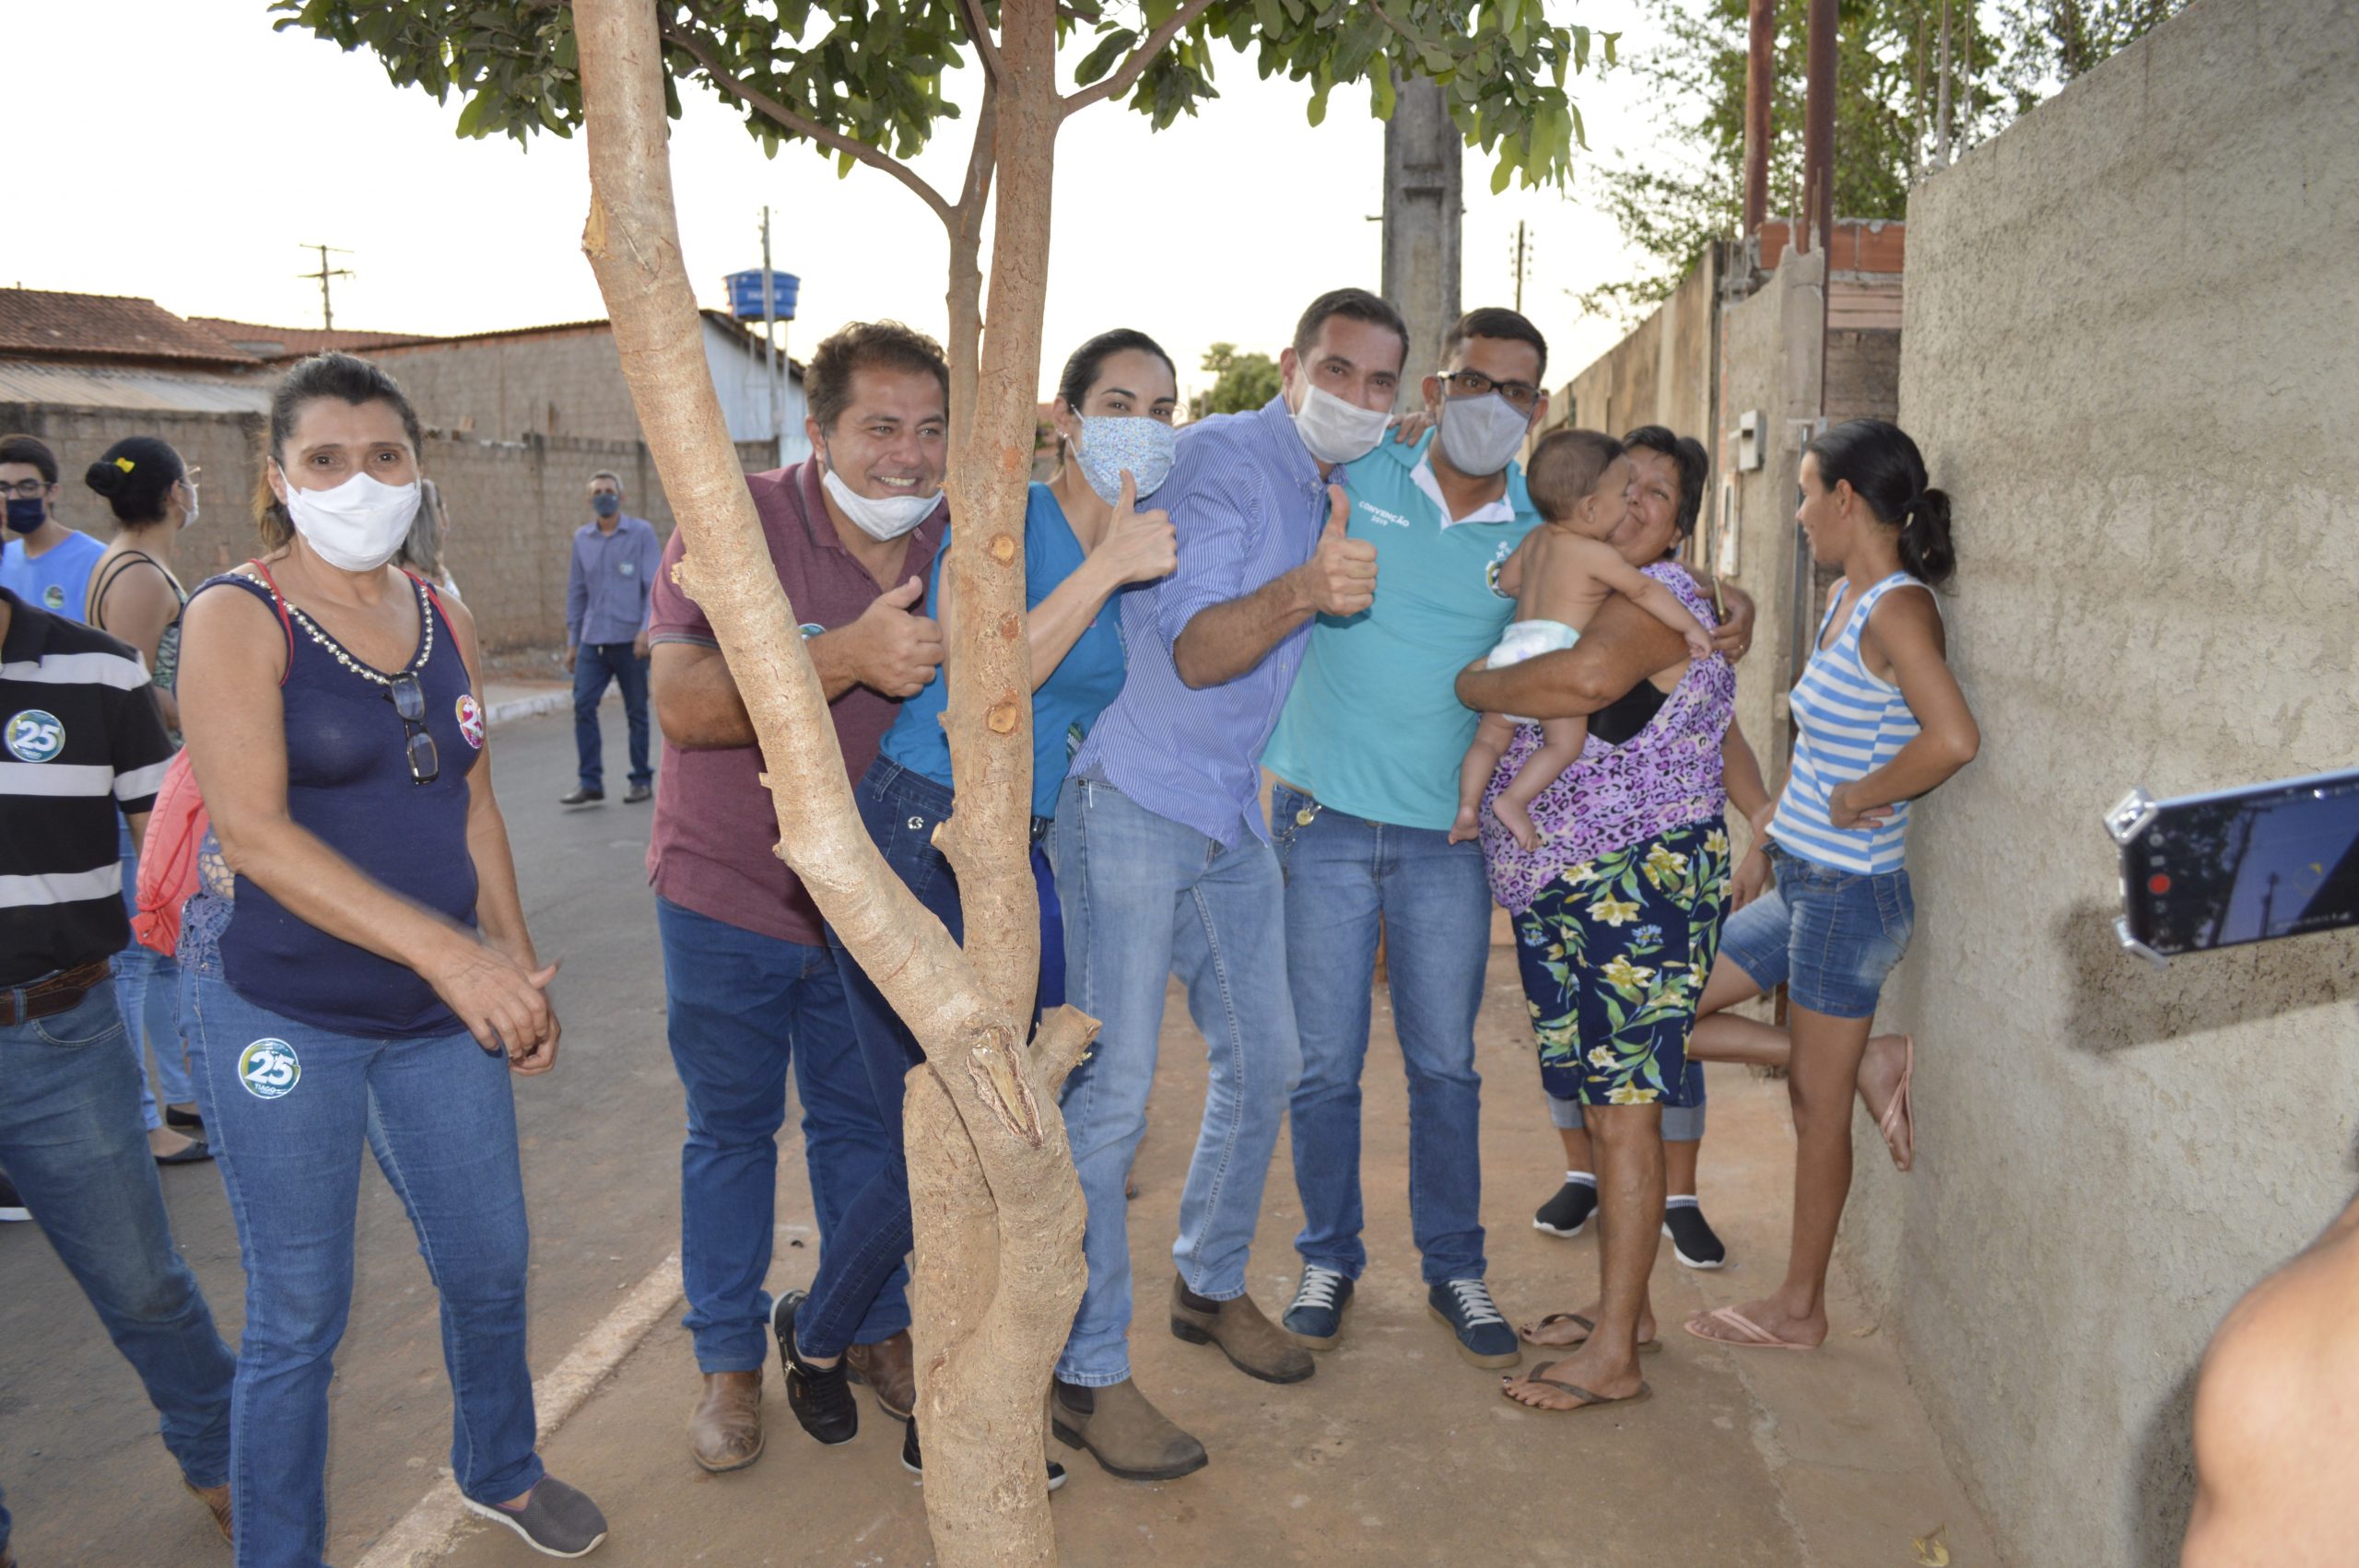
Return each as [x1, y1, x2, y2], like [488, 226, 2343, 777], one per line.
[366, 327, 645, 444]
[1872, 1, 2359, 1562]
[0, 404, 265, 582]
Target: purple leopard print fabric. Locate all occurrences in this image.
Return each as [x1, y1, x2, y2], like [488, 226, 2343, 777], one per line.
[1481, 563, 1736, 914]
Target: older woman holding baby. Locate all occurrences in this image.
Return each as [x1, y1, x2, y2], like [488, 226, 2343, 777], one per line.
[1454, 425, 1769, 1414]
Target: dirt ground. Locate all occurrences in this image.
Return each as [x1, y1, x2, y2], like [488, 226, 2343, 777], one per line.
[429, 959, 2002, 1568]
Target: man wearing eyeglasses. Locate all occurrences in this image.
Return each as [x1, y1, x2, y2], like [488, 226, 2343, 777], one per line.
[0, 435, 106, 623]
[1259, 308, 1558, 1370]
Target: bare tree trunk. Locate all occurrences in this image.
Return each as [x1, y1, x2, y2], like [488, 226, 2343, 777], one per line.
[575, 2, 1088, 1562]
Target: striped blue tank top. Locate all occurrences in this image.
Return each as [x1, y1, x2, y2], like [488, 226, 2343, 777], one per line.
[1769, 572, 1934, 875]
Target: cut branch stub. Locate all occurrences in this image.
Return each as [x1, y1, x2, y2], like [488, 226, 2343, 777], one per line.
[963, 1023, 1043, 1146]
[988, 532, 1018, 564]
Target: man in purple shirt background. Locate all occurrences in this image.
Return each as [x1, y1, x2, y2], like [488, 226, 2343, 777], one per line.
[560, 470, 662, 806]
[1048, 288, 1398, 1481]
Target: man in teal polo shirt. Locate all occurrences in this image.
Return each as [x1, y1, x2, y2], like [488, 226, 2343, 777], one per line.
[1262, 308, 1553, 1367]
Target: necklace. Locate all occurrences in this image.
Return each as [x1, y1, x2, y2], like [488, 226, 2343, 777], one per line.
[281, 578, 434, 689]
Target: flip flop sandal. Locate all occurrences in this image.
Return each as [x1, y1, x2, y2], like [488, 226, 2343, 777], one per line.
[1518, 1311, 1661, 1354]
[1500, 1361, 1654, 1413]
[1875, 1035, 1915, 1173]
[1683, 1305, 1816, 1351]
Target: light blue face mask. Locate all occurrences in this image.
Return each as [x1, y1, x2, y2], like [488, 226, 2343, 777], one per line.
[1074, 416, 1177, 505]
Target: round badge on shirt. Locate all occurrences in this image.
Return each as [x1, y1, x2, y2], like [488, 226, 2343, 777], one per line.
[41, 585, 65, 610]
[455, 694, 486, 750]
[618, 561, 637, 578]
[5, 708, 64, 763]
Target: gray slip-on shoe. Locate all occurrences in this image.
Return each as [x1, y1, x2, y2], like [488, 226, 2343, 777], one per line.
[461, 1475, 608, 1559]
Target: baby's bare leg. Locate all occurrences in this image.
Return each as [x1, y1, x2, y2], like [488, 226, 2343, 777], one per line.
[1452, 713, 1520, 844]
[1492, 716, 1591, 851]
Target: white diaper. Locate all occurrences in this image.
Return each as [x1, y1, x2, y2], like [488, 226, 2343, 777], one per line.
[1485, 619, 1580, 726]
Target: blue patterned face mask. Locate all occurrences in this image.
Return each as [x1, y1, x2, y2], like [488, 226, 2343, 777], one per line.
[1073, 416, 1177, 505]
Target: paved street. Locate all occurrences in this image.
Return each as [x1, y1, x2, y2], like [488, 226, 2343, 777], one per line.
[2, 699, 2001, 1567]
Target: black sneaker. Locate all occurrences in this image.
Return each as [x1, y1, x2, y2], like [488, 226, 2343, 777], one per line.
[459, 1475, 607, 1558]
[1662, 1203, 1727, 1270]
[0, 1168, 28, 1223]
[1533, 1179, 1597, 1238]
[902, 1416, 1066, 1492]
[772, 1290, 858, 1444]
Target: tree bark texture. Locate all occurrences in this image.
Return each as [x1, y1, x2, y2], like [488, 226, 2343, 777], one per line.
[574, 2, 1087, 1562]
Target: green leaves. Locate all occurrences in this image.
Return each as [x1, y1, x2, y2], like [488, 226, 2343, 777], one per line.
[271, 0, 1606, 196]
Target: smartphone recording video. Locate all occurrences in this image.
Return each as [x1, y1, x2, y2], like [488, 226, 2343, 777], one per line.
[2109, 767, 2359, 960]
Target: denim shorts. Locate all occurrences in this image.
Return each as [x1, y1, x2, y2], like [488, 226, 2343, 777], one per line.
[1716, 844, 1914, 1020]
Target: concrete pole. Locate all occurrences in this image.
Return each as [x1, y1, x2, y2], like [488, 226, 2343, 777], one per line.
[1802, 0, 1836, 259]
[1380, 71, 1462, 406]
[1742, 0, 1775, 239]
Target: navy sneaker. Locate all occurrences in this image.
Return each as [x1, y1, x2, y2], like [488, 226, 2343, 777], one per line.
[1533, 1179, 1597, 1237]
[1427, 1279, 1520, 1369]
[902, 1416, 1066, 1492]
[1281, 1265, 1354, 1350]
[1662, 1202, 1728, 1270]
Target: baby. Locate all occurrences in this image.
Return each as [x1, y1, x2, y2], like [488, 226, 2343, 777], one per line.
[1452, 428, 1714, 850]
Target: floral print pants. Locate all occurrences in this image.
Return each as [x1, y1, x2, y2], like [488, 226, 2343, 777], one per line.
[1510, 817, 1731, 1107]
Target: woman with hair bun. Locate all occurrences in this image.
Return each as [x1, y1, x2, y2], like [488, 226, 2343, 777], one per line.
[83, 435, 210, 1161]
[1681, 417, 1978, 1355]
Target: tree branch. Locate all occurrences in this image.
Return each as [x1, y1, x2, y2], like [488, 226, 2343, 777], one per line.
[953, 0, 1005, 83]
[1057, 0, 1220, 120]
[658, 18, 956, 225]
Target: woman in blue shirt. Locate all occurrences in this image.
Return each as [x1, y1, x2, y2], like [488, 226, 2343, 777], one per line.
[777, 329, 1180, 1476]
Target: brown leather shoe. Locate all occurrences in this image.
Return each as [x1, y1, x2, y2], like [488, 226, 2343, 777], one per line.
[687, 1369, 764, 1472]
[185, 1478, 233, 1545]
[844, 1330, 915, 1422]
[1168, 1275, 1315, 1384]
[1050, 1377, 1208, 1481]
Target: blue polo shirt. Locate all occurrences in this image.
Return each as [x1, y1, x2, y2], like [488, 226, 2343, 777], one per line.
[880, 484, 1130, 818]
[1, 529, 107, 622]
[1070, 397, 1334, 847]
[1262, 430, 1543, 832]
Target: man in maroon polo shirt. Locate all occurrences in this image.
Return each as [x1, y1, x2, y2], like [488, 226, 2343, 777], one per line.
[647, 321, 953, 1472]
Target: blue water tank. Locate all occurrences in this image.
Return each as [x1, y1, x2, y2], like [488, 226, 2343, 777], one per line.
[724, 269, 800, 322]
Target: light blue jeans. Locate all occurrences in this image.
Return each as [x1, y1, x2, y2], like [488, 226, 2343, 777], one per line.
[0, 979, 235, 1557]
[112, 817, 194, 1130]
[1271, 786, 1491, 1286]
[1050, 776, 1303, 1387]
[183, 938, 544, 1568]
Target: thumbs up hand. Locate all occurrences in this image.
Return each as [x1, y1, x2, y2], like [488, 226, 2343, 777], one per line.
[1090, 469, 1178, 587]
[845, 575, 945, 696]
[1299, 484, 1377, 616]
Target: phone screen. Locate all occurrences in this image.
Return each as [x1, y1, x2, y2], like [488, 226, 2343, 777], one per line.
[2121, 769, 2359, 955]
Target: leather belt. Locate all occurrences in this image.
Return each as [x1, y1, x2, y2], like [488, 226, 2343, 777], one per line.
[0, 958, 115, 1027]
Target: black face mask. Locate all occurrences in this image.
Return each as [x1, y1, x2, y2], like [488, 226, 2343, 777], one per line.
[5, 497, 46, 533]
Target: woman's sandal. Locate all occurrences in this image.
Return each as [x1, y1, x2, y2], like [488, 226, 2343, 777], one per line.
[1518, 1311, 1662, 1354]
[1683, 1305, 1817, 1352]
[1500, 1361, 1653, 1413]
[1874, 1035, 1915, 1173]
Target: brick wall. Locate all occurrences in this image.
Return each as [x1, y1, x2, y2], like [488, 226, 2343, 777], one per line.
[363, 327, 644, 444]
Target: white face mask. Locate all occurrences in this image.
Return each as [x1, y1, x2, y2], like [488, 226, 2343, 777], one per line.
[821, 451, 941, 542]
[279, 468, 419, 573]
[1436, 392, 1534, 478]
[1290, 380, 1394, 467]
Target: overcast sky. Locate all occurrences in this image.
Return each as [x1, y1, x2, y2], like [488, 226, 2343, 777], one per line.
[3, 0, 1695, 401]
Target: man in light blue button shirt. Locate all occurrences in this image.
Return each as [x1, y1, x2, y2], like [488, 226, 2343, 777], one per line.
[1049, 289, 1402, 1479]
[1260, 310, 1554, 1370]
[561, 470, 662, 806]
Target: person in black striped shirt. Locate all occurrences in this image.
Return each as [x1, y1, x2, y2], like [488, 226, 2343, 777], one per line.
[0, 585, 237, 1556]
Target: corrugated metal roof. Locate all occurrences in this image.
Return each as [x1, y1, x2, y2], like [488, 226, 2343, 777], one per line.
[0, 361, 273, 414]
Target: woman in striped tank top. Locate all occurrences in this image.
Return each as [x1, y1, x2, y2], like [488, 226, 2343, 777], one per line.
[1681, 419, 1980, 1354]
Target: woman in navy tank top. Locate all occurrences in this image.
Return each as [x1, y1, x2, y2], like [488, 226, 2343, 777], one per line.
[175, 355, 606, 1563]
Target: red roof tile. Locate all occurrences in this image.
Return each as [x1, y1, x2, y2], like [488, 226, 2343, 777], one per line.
[186, 316, 435, 360]
[0, 289, 262, 367]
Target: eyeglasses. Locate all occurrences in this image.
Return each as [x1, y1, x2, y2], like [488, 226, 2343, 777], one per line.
[1, 478, 52, 499]
[387, 673, 440, 785]
[1443, 369, 1542, 412]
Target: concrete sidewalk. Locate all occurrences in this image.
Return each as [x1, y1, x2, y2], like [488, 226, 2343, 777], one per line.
[418, 958, 2000, 1567]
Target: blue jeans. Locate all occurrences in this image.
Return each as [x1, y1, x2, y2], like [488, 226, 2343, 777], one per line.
[182, 955, 540, 1568]
[656, 897, 909, 1374]
[1271, 785, 1489, 1285]
[0, 979, 235, 1556]
[808, 761, 1073, 1359]
[1717, 844, 1915, 1020]
[573, 641, 651, 792]
[112, 817, 194, 1130]
[1050, 776, 1303, 1387]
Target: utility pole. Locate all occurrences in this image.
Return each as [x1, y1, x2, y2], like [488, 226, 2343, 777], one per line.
[1936, 0, 1954, 168]
[1742, 0, 1775, 238]
[297, 243, 354, 332]
[1509, 221, 1531, 314]
[1379, 70, 1462, 404]
[760, 206, 782, 464]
